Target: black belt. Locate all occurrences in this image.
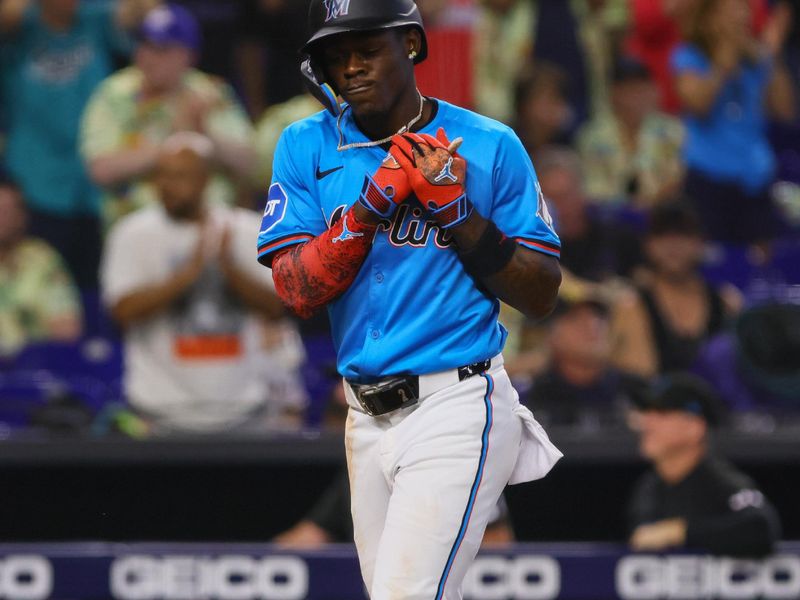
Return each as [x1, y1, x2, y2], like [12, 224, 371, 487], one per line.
[348, 359, 491, 417]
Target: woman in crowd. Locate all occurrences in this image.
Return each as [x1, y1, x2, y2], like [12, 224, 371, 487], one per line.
[610, 203, 742, 379]
[672, 0, 794, 243]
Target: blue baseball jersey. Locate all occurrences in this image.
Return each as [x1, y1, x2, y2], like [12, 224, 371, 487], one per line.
[258, 99, 560, 381]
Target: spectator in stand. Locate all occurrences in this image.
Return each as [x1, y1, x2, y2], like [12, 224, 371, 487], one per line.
[81, 3, 257, 228]
[577, 56, 685, 208]
[533, 0, 629, 124]
[673, 0, 796, 243]
[610, 202, 742, 379]
[626, 0, 773, 114]
[474, 0, 627, 124]
[627, 373, 781, 557]
[513, 63, 574, 159]
[473, 0, 535, 123]
[525, 298, 646, 431]
[536, 147, 642, 301]
[695, 301, 800, 424]
[0, 0, 157, 287]
[0, 176, 82, 357]
[101, 133, 303, 434]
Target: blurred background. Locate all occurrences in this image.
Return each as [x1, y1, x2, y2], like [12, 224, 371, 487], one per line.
[1, 0, 800, 598]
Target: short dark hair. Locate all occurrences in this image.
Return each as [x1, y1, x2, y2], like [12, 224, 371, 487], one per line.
[513, 61, 569, 117]
[647, 201, 704, 238]
[611, 55, 651, 84]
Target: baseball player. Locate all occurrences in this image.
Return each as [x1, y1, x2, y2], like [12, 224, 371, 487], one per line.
[257, 1, 563, 598]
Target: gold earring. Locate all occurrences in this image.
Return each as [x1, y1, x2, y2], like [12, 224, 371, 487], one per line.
[409, 50, 417, 60]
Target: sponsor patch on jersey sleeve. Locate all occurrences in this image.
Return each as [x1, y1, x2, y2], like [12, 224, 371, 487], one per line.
[260, 183, 289, 234]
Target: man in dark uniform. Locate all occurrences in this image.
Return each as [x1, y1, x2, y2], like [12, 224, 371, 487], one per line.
[627, 373, 781, 557]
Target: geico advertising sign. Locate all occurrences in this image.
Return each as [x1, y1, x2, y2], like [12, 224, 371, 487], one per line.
[615, 555, 800, 600]
[3, 552, 800, 599]
[110, 555, 308, 600]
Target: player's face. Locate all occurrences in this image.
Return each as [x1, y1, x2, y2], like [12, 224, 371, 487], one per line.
[154, 150, 210, 219]
[321, 29, 415, 118]
[634, 410, 706, 462]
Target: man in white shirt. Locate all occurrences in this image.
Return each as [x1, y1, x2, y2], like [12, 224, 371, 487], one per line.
[102, 132, 305, 433]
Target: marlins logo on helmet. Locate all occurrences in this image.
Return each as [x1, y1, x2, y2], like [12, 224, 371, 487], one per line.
[324, 0, 350, 21]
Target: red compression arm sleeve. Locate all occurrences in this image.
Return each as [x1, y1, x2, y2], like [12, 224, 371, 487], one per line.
[271, 207, 378, 318]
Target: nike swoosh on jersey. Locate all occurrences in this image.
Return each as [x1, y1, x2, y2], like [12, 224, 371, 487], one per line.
[316, 165, 344, 180]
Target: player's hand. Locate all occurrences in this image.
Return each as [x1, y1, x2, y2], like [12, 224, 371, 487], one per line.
[357, 151, 413, 219]
[390, 128, 472, 228]
[390, 128, 466, 210]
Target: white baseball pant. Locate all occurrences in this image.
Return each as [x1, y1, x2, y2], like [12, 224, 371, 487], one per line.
[343, 355, 562, 600]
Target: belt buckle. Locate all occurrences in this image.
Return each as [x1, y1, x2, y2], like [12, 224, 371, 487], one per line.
[353, 377, 419, 416]
[458, 359, 491, 381]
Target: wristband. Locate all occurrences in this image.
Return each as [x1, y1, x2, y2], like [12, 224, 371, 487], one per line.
[358, 174, 398, 219]
[430, 194, 473, 229]
[458, 221, 516, 278]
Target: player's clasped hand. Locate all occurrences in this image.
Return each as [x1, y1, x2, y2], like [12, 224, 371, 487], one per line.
[358, 151, 413, 219]
[390, 127, 473, 228]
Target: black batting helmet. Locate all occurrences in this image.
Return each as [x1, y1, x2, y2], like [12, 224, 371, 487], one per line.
[300, 0, 428, 116]
[303, 0, 428, 63]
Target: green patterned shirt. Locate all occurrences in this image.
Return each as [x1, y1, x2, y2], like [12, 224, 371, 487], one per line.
[0, 238, 82, 356]
[80, 67, 255, 227]
[577, 111, 685, 206]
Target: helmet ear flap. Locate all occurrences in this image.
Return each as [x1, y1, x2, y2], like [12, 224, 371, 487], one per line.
[300, 56, 342, 117]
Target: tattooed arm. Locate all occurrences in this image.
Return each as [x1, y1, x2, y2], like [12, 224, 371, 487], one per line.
[449, 212, 561, 319]
[271, 205, 379, 318]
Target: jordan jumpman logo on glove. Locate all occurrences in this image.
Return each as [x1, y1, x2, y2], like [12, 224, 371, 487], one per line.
[390, 127, 473, 229]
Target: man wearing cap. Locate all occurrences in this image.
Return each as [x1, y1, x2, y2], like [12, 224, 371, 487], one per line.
[627, 373, 780, 557]
[0, 0, 156, 287]
[80, 3, 257, 227]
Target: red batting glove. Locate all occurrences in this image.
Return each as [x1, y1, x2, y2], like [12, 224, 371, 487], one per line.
[358, 151, 412, 219]
[390, 128, 473, 228]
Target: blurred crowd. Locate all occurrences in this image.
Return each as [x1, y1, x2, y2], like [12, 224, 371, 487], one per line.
[1, 0, 800, 442]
